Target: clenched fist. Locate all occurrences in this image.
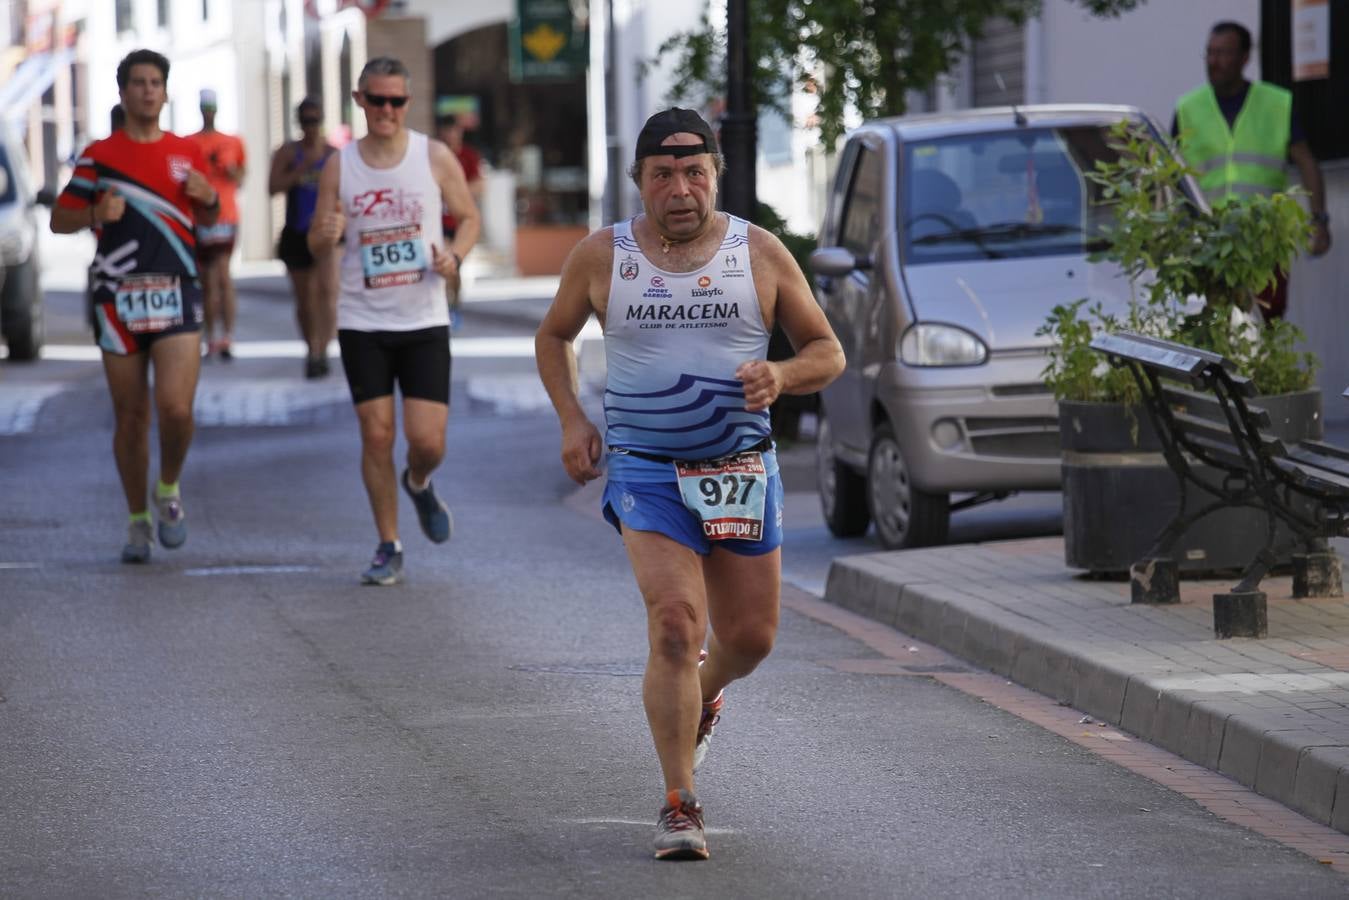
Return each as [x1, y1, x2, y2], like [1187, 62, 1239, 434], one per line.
[736, 359, 785, 412]
[431, 244, 459, 280]
[184, 169, 216, 206]
[310, 200, 347, 248]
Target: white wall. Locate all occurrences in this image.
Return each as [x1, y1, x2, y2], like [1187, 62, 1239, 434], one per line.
[412, 0, 511, 46]
[1038, 0, 1261, 126]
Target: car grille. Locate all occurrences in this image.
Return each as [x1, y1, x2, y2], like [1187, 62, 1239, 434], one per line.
[963, 416, 1060, 459]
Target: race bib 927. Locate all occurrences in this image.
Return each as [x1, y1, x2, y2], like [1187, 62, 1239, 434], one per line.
[674, 451, 767, 541]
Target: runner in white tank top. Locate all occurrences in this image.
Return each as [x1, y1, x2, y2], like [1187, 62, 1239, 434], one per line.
[307, 56, 481, 586]
[535, 107, 844, 861]
[336, 129, 446, 332]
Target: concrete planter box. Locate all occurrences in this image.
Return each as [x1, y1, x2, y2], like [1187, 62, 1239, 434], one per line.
[1060, 390, 1322, 576]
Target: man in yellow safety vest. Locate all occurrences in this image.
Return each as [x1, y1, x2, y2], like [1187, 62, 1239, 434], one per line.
[1173, 20, 1331, 321]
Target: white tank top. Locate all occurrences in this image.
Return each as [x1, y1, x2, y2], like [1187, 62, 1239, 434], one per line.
[603, 214, 770, 465]
[337, 130, 447, 332]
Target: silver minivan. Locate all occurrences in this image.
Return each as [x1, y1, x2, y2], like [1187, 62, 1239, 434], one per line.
[811, 105, 1155, 549]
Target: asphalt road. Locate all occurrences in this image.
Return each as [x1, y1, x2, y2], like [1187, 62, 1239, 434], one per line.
[0, 282, 1345, 897]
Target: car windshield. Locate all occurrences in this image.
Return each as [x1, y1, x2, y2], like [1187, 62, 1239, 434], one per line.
[901, 124, 1123, 264]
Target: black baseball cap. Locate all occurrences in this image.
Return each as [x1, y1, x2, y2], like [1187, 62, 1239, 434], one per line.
[635, 107, 718, 160]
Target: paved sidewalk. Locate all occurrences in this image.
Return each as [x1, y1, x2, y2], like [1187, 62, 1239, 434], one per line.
[823, 538, 1349, 834]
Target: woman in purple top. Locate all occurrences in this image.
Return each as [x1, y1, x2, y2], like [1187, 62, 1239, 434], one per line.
[268, 97, 338, 377]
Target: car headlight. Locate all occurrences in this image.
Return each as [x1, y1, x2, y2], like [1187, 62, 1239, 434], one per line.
[899, 323, 988, 366]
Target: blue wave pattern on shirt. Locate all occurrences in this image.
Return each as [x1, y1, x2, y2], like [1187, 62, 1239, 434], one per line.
[605, 372, 770, 459]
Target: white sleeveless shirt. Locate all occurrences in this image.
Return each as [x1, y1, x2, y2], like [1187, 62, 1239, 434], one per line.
[337, 130, 447, 332]
[603, 214, 771, 475]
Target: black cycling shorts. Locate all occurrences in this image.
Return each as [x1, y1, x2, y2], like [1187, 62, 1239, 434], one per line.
[278, 226, 315, 271]
[338, 326, 451, 405]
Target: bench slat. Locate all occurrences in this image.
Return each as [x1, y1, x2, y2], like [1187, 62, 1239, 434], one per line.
[1160, 385, 1271, 429]
[1171, 409, 1285, 456]
[1287, 445, 1349, 479]
[1273, 457, 1349, 496]
[1182, 432, 1256, 473]
[1296, 439, 1349, 465]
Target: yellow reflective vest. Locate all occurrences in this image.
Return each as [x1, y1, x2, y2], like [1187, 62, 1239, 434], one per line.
[1176, 81, 1290, 205]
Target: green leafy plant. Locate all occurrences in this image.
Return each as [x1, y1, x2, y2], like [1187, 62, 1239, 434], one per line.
[650, 0, 1147, 147]
[1040, 120, 1318, 402]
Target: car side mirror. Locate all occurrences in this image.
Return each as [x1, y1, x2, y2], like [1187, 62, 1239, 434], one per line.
[810, 246, 871, 277]
[33, 188, 56, 207]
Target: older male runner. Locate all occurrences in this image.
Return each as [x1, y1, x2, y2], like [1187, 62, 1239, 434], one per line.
[51, 49, 220, 563]
[308, 56, 480, 585]
[535, 107, 844, 860]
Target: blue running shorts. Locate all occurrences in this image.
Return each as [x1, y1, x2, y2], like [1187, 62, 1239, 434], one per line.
[602, 472, 784, 557]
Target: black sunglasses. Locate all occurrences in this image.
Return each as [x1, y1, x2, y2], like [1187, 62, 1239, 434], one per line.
[363, 92, 408, 109]
[299, 117, 320, 126]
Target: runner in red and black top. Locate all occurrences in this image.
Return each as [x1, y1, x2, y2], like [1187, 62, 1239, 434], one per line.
[50, 48, 220, 566]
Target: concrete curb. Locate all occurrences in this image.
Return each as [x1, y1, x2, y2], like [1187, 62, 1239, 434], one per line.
[823, 543, 1349, 834]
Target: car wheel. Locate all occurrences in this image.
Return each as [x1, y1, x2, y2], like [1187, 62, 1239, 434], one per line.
[867, 422, 950, 549]
[1, 257, 43, 362]
[817, 409, 870, 537]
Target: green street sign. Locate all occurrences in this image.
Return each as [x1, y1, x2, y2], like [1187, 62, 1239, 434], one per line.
[510, 0, 588, 82]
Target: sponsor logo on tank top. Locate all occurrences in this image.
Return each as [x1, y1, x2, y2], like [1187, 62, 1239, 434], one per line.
[692, 275, 724, 298]
[643, 275, 673, 299]
[349, 187, 427, 224]
[619, 256, 640, 280]
[721, 254, 746, 278]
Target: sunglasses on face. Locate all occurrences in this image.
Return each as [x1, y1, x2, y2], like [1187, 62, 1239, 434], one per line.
[299, 118, 320, 126]
[363, 92, 408, 109]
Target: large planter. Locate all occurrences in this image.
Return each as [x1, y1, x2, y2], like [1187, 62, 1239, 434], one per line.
[1061, 390, 1322, 576]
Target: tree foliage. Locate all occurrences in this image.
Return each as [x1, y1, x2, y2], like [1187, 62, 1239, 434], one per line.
[652, 0, 1147, 146]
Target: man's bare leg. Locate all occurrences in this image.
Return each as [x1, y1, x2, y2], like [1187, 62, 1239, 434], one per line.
[699, 548, 781, 702]
[101, 351, 152, 513]
[402, 396, 448, 486]
[148, 331, 202, 484]
[623, 528, 707, 793]
[354, 395, 399, 542]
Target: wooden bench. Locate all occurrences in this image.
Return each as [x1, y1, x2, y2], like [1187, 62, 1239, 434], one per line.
[1089, 331, 1344, 638]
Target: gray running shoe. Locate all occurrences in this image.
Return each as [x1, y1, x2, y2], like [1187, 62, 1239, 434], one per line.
[155, 493, 187, 549]
[654, 789, 709, 860]
[121, 519, 153, 564]
[361, 542, 404, 585]
[692, 690, 724, 773]
[401, 469, 452, 543]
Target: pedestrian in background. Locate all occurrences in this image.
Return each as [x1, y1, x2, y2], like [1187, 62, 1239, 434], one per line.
[308, 57, 480, 585]
[50, 48, 220, 563]
[269, 97, 337, 378]
[435, 113, 484, 331]
[188, 89, 246, 359]
[1173, 20, 1331, 321]
[535, 108, 844, 860]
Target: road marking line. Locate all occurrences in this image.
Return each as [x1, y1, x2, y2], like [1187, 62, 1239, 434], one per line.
[184, 565, 319, 576]
[0, 562, 41, 569]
